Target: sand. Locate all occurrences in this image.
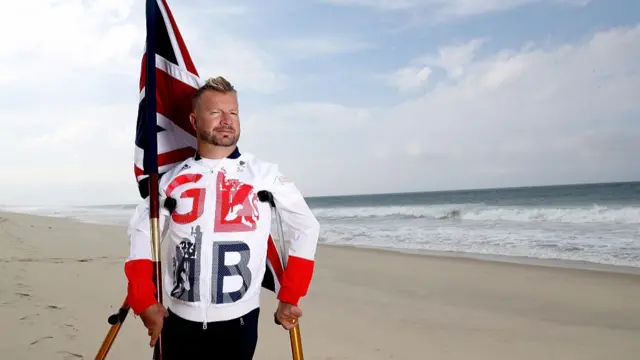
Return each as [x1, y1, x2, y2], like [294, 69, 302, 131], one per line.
[1, 210, 639, 360]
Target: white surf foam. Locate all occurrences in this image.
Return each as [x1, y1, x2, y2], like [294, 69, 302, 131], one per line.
[312, 204, 640, 224]
[3, 202, 638, 268]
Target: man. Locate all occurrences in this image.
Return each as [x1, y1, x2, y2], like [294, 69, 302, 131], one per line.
[124, 76, 320, 359]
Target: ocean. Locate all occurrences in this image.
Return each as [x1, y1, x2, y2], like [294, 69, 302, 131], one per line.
[3, 181, 640, 269]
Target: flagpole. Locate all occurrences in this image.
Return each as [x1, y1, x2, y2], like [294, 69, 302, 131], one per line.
[144, 1, 164, 359]
[149, 174, 164, 360]
[140, 0, 164, 358]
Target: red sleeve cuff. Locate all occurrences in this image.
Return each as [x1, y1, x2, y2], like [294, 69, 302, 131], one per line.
[277, 256, 314, 306]
[124, 259, 158, 315]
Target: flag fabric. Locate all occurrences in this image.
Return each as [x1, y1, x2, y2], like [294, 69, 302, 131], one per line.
[135, 0, 201, 197]
[136, 0, 283, 295]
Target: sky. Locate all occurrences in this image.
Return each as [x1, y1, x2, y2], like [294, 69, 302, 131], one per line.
[1, 0, 639, 206]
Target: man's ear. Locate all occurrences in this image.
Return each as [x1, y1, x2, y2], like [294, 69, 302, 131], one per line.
[189, 113, 197, 130]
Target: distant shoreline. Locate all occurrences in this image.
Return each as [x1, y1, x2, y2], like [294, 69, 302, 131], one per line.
[306, 179, 640, 201]
[323, 242, 640, 276]
[3, 180, 640, 208]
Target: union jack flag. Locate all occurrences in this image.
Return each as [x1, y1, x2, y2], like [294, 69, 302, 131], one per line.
[135, 0, 282, 295]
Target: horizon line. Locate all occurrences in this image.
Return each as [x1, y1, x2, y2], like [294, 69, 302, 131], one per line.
[5, 179, 636, 208]
[306, 179, 640, 200]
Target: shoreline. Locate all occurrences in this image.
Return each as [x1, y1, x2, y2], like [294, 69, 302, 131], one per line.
[2, 209, 639, 277]
[326, 242, 640, 276]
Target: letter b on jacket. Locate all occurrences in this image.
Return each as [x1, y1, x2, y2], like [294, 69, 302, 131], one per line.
[211, 242, 252, 304]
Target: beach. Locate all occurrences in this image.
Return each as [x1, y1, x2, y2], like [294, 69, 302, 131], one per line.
[1, 210, 639, 360]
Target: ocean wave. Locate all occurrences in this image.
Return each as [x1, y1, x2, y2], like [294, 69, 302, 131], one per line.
[312, 204, 640, 224]
[318, 224, 640, 268]
[3, 201, 638, 268]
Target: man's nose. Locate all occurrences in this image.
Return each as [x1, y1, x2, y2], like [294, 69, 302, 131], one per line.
[220, 112, 232, 125]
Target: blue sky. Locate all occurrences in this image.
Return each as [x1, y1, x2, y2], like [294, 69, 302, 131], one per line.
[0, 0, 639, 205]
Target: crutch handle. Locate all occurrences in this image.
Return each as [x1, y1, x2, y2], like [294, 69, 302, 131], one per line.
[257, 190, 275, 207]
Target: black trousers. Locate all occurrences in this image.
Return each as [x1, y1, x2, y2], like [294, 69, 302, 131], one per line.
[160, 307, 260, 359]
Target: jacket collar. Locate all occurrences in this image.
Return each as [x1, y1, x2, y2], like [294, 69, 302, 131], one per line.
[193, 146, 241, 160]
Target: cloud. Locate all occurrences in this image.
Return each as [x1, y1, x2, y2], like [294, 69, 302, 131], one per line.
[244, 101, 372, 136]
[0, 0, 285, 95]
[0, 0, 142, 89]
[385, 39, 486, 90]
[270, 36, 375, 59]
[373, 25, 640, 192]
[155, 3, 287, 94]
[246, 25, 640, 196]
[319, 0, 416, 11]
[187, 34, 287, 94]
[419, 39, 487, 79]
[1, 101, 141, 206]
[385, 66, 433, 91]
[320, 0, 591, 21]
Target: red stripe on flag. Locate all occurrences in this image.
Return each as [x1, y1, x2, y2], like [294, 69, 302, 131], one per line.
[155, 67, 197, 138]
[158, 146, 196, 168]
[135, 146, 194, 178]
[139, 53, 146, 92]
[134, 164, 144, 178]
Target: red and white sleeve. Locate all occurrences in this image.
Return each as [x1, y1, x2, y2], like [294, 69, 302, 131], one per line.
[268, 168, 320, 306]
[124, 197, 170, 315]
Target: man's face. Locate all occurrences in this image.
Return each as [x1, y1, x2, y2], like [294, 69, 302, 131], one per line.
[190, 90, 240, 147]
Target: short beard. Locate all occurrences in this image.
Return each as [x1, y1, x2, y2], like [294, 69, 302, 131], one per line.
[198, 129, 239, 147]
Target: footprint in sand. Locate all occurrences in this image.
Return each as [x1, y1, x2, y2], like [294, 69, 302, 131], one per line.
[0, 291, 30, 306]
[10, 277, 32, 303]
[20, 313, 40, 321]
[60, 323, 79, 340]
[57, 351, 84, 359]
[29, 336, 53, 346]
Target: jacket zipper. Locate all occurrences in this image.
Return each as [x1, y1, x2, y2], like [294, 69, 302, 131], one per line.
[199, 162, 225, 330]
[202, 237, 209, 330]
[202, 205, 210, 330]
[202, 169, 212, 330]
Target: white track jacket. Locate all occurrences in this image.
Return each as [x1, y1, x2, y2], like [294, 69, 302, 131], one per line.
[124, 148, 320, 325]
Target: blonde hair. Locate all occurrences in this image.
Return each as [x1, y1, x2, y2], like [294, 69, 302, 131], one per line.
[192, 76, 236, 110]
